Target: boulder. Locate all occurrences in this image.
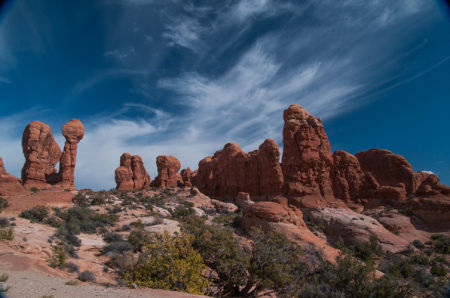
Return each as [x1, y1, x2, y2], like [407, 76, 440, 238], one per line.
[211, 199, 239, 213]
[58, 119, 85, 189]
[152, 155, 182, 188]
[236, 192, 253, 209]
[21, 121, 62, 189]
[0, 157, 26, 195]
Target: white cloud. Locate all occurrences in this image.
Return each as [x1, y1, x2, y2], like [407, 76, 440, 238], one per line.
[420, 170, 435, 175]
[162, 18, 206, 52]
[229, 0, 271, 22]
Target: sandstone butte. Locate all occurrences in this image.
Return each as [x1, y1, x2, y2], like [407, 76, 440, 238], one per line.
[115, 153, 151, 191]
[193, 104, 450, 230]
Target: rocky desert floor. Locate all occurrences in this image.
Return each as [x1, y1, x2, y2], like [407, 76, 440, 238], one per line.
[0, 188, 212, 297]
[0, 187, 449, 297]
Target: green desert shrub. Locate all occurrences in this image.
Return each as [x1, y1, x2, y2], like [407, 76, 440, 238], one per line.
[336, 235, 384, 263]
[47, 245, 67, 269]
[172, 203, 195, 220]
[0, 227, 14, 240]
[0, 217, 9, 228]
[431, 234, 450, 254]
[412, 240, 425, 250]
[66, 261, 80, 274]
[182, 217, 306, 297]
[102, 241, 133, 254]
[127, 228, 152, 252]
[300, 255, 413, 297]
[72, 192, 90, 207]
[20, 205, 49, 222]
[0, 197, 8, 213]
[123, 231, 208, 295]
[430, 265, 447, 277]
[78, 270, 96, 282]
[103, 232, 123, 243]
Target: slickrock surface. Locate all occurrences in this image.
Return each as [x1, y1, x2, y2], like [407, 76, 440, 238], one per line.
[21, 121, 62, 189]
[242, 200, 340, 261]
[58, 119, 85, 189]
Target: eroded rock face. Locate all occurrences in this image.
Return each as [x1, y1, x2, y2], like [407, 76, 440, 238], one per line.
[131, 155, 151, 189]
[152, 155, 182, 188]
[281, 104, 339, 208]
[21, 121, 62, 189]
[0, 157, 26, 195]
[331, 150, 366, 205]
[58, 119, 85, 189]
[115, 153, 150, 190]
[194, 139, 283, 200]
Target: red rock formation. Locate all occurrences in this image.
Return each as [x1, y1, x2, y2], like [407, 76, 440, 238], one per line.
[152, 155, 182, 188]
[194, 139, 283, 200]
[0, 157, 26, 195]
[281, 104, 339, 208]
[21, 121, 62, 189]
[355, 149, 450, 203]
[58, 119, 85, 189]
[115, 153, 134, 191]
[131, 155, 151, 189]
[115, 153, 150, 190]
[356, 149, 415, 197]
[331, 150, 366, 205]
[180, 167, 197, 187]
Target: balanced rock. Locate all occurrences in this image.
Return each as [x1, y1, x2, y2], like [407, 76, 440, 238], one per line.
[152, 155, 182, 188]
[281, 104, 337, 207]
[194, 139, 283, 200]
[21, 121, 62, 189]
[0, 157, 26, 195]
[58, 119, 85, 189]
[115, 153, 150, 190]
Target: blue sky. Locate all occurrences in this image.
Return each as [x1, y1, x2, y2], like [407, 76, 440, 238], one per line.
[0, 0, 449, 190]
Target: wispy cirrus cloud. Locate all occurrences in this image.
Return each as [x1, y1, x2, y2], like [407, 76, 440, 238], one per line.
[162, 17, 207, 52]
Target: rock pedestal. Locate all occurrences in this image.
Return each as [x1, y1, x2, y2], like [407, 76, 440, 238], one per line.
[58, 119, 85, 189]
